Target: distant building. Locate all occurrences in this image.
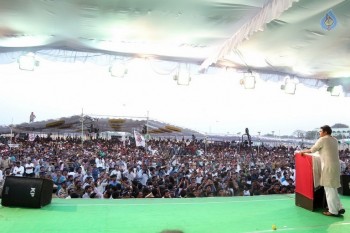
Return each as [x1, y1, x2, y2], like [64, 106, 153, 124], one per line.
[331, 123, 350, 139]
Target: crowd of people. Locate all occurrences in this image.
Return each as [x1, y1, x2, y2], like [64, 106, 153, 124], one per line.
[0, 134, 349, 199]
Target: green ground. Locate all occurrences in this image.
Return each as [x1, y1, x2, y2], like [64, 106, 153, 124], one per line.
[1, 194, 350, 233]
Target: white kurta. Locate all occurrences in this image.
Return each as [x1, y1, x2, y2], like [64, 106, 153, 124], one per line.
[310, 135, 341, 188]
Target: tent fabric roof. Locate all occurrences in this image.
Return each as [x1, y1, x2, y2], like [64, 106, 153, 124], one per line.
[0, 115, 204, 138]
[0, 0, 349, 94]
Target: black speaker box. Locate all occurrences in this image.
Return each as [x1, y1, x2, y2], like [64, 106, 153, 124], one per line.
[338, 175, 350, 195]
[1, 176, 53, 208]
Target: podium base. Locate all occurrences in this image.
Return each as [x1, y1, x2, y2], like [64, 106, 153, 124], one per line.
[295, 187, 325, 211]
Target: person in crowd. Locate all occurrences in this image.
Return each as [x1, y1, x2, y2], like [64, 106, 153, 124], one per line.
[0, 155, 11, 170]
[57, 181, 69, 198]
[12, 161, 24, 176]
[82, 185, 102, 198]
[24, 159, 35, 177]
[52, 169, 67, 193]
[71, 180, 85, 197]
[0, 168, 3, 183]
[162, 189, 172, 198]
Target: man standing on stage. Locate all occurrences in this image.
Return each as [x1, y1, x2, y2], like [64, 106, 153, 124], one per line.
[300, 125, 345, 216]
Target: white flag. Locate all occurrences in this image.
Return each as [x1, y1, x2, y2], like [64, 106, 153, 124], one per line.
[134, 130, 145, 147]
[29, 134, 36, 142]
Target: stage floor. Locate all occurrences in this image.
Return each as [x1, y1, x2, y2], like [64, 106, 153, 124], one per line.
[1, 194, 350, 233]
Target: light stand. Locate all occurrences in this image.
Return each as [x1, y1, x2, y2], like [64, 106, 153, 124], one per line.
[241, 128, 255, 166]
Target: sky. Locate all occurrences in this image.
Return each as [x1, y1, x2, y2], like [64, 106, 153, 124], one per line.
[0, 58, 350, 137]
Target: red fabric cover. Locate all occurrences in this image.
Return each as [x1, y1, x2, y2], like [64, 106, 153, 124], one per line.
[295, 153, 314, 200]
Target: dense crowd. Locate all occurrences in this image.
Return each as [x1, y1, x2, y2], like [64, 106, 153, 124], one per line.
[1, 135, 349, 199]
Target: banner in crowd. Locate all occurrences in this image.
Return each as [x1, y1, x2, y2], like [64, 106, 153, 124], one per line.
[134, 130, 145, 147]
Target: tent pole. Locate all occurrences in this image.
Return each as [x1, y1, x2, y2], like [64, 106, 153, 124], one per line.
[81, 108, 84, 148]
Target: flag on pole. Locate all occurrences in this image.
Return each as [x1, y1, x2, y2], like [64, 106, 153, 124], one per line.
[134, 130, 146, 147]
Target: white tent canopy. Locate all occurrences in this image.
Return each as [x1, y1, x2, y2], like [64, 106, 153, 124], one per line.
[0, 0, 349, 94]
[0, 115, 204, 138]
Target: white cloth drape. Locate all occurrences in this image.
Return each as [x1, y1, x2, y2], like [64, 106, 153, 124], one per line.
[200, 0, 298, 70]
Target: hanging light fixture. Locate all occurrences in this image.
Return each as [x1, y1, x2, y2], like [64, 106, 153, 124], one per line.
[18, 52, 39, 71]
[174, 63, 191, 85]
[281, 76, 297, 94]
[240, 70, 255, 89]
[109, 62, 128, 78]
[327, 85, 342, 96]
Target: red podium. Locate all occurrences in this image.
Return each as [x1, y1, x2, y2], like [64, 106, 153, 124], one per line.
[295, 153, 325, 211]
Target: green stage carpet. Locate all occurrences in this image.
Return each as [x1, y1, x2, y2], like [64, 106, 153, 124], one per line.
[1, 194, 350, 233]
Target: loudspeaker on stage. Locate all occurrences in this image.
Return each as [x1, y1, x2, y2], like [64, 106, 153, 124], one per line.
[1, 176, 53, 208]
